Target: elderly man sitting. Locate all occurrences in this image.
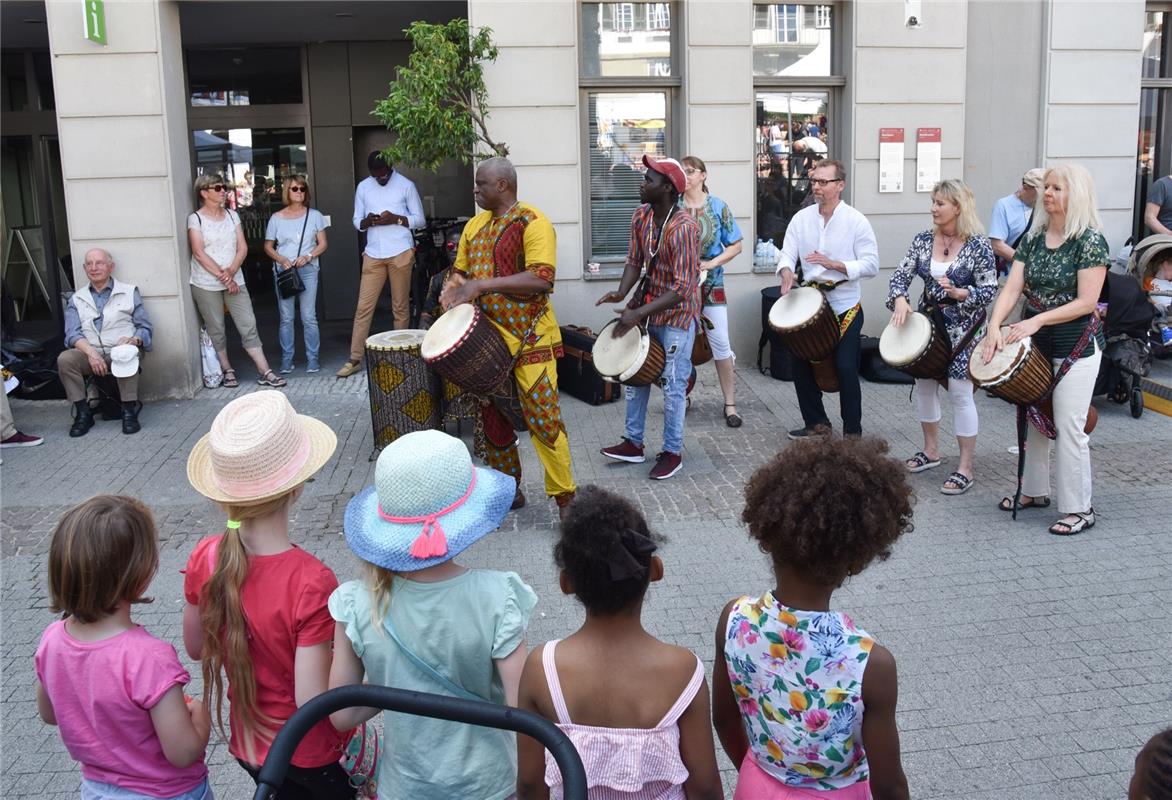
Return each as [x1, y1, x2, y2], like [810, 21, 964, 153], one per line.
[58, 248, 153, 436]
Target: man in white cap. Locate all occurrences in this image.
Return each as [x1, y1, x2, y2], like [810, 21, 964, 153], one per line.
[989, 168, 1044, 277]
[58, 248, 152, 436]
[598, 155, 701, 480]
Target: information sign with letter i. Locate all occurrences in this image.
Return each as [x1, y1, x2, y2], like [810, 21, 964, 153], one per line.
[83, 0, 107, 45]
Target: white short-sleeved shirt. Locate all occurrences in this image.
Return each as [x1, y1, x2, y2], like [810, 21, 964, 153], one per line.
[188, 209, 244, 290]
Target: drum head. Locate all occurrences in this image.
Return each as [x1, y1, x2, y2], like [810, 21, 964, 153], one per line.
[421, 304, 475, 360]
[592, 321, 646, 378]
[366, 329, 427, 350]
[969, 330, 1028, 386]
[768, 286, 824, 330]
[879, 312, 932, 367]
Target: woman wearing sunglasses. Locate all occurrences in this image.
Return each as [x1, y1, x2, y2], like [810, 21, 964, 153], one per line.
[188, 173, 285, 388]
[264, 177, 328, 373]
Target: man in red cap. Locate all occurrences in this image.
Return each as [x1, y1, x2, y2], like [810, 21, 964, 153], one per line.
[597, 155, 701, 480]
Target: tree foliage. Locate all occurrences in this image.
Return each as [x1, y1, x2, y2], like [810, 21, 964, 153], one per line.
[372, 19, 507, 171]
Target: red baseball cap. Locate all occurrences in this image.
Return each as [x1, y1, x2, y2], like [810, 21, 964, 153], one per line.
[642, 154, 687, 194]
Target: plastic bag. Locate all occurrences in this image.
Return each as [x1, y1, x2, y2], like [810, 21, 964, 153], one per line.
[200, 328, 223, 388]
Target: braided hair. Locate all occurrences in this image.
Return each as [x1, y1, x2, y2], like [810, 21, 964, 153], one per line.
[555, 485, 661, 615]
[1135, 728, 1172, 800]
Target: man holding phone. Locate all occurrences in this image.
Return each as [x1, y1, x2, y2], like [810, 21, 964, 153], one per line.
[338, 151, 426, 378]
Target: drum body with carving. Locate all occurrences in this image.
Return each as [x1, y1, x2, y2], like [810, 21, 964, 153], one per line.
[364, 330, 440, 452]
[767, 287, 839, 362]
[969, 331, 1051, 405]
[591, 320, 666, 387]
[879, 311, 951, 380]
[421, 303, 513, 395]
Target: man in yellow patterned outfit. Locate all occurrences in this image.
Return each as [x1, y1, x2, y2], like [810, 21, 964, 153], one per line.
[440, 157, 576, 518]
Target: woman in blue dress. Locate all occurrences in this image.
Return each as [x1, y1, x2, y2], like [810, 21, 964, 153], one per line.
[680, 156, 745, 427]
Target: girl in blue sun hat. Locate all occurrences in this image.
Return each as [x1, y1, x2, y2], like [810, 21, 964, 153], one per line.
[327, 429, 538, 800]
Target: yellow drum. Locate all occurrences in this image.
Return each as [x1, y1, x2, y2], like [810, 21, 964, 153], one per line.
[364, 330, 440, 455]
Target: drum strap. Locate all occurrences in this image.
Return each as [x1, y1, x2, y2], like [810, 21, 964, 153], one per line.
[837, 304, 859, 337]
[1011, 314, 1101, 519]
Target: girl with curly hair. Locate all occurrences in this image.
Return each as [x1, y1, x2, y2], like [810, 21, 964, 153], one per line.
[515, 485, 723, 800]
[1131, 727, 1172, 800]
[712, 437, 913, 800]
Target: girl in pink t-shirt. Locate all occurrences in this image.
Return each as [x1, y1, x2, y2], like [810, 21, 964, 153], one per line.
[35, 495, 212, 800]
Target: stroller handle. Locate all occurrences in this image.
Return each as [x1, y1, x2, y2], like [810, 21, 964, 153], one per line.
[252, 684, 587, 800]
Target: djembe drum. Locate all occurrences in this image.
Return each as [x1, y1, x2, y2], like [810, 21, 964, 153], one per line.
[364, 330, 440, 456]
[768, 286, 841, 392]
[879, 311, 952, 380]
[591, 320, 667, 387]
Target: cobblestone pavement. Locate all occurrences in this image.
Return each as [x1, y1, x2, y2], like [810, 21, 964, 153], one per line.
[2, 366, 1170, 799]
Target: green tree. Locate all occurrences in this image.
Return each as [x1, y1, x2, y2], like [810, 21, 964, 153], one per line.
[372, 19, 507, 171]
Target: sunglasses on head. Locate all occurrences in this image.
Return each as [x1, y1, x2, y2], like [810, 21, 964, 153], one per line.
[204, 184, 226, 192]
[289, 185, 306, 193]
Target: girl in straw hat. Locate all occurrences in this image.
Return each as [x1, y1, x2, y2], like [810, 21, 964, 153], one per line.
[181, 391, 352, 797]
[328, 429, 537, 800]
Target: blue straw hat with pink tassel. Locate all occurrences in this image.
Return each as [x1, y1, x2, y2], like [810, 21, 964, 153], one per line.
[343, 429, 515, 572]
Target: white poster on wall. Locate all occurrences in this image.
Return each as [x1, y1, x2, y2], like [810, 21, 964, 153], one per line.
[916, 128, 942, 192]
[879, 128, 904, 193]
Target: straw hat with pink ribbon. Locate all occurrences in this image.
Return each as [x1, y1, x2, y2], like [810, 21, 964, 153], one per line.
[187, 391, 337, 505]
[343, 430, 515, 572]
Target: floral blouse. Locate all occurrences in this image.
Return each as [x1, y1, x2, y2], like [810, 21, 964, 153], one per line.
[678, 194, 742, 307]
[885, 231, 997, 379]
[723, 592, 873, 791]
[1015, 228, 1109, 359]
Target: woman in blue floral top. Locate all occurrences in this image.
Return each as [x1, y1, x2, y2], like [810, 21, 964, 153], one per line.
[886, 180, 996, 496]
[980, 164, 1108, 536]
[680, 156, 745, 427]
[712, 436, 912, 800]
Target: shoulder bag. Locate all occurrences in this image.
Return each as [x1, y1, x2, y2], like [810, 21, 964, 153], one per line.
[275, 212, 310, 299]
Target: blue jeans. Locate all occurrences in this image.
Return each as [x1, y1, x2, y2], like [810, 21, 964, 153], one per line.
[81, 777, 212, 800]
[624, 323, 695, 455]
[273, 263, 320, 369]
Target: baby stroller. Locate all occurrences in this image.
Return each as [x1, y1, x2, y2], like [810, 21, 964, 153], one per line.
[1094, 270, 1153, 418]
[1130, 233, 1172, 358]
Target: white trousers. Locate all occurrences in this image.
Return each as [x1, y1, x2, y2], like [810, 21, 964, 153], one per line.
[914, 377, 979, 438]
[1022, 344, 1102, 514]
[702, 304, 735, 362]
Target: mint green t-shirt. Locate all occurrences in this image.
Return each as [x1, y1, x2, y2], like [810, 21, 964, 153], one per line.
[329, 570, 537, 800]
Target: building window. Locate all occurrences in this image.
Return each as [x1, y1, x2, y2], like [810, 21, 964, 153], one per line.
[753, 4, 842, 267]
[186, 47, 303, 106]
[753, 3, 833, 76]
[1136, 3, 1171, 241]
[581, 2, 678, 265]
[776, 5, 800, 43]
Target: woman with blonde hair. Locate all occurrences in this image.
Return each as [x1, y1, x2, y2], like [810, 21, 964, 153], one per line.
[188, 173, 285, 388]
[264, 176, 328, 374]
[181, 391, 352, 796]
[980, 163, 1108, 535]
[887, 179, 997, 494]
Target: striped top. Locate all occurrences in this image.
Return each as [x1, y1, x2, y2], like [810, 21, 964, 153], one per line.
[541, 640, 703, 799]
[625, 204, 701, 330]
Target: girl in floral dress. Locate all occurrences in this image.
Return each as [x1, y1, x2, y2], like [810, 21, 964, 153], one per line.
[712, 436, 913, 800]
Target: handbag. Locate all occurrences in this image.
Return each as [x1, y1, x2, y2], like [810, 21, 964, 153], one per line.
[339, 719, 381, 797]
[691, 315, 714, 365]
[274, 211, 310, 299]
[199, 328, 222, 388]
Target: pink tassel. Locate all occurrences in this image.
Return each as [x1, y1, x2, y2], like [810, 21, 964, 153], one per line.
[409, 532, 431, 559]
[425, 526, 449, 558]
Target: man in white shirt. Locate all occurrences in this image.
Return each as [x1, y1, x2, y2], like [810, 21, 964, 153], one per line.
[337, 151, 426, 378]
[776, 160, 879, 438]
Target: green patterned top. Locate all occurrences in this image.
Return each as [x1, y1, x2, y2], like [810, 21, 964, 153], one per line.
[1016, 228, 1108, 359]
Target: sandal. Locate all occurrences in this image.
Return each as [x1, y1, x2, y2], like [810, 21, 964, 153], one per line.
[221, 369, 238, 389]
[998, 495, 1050, 512]
[940, 472, 973, 495]
[724, 403, 743, 428]
[258, 370, 287, 388]
[1049, 509, 1095, 536]
[905, 451, 941, 473]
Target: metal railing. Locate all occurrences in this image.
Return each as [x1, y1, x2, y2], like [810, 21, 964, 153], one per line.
[252, 684, 587, 800]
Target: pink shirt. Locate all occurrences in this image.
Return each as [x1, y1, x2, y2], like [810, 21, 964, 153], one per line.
[34, 621, 208, 796]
